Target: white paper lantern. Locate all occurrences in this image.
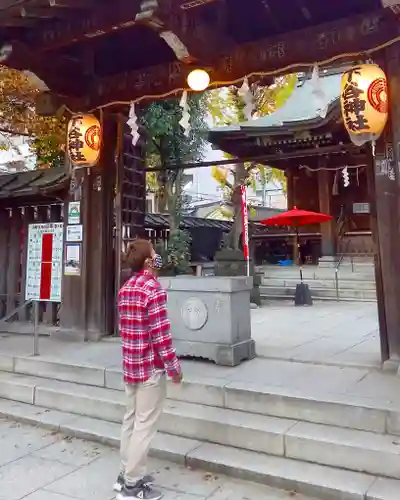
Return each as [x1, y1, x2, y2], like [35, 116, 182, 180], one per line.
[67, 114, 102, 167]
[187, 69, 210, 91]
[340, 64, 388, 146]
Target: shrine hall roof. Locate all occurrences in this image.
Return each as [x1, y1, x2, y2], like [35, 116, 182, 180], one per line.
[0, 167, 68, 202]
[209, 70, 343, 141]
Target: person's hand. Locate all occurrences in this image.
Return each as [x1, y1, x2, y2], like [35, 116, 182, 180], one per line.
[171, 372, 183, 384]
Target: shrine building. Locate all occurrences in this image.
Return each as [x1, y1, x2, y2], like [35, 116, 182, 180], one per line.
[0, 0, 399, 366]
[208, 67, 373, 265]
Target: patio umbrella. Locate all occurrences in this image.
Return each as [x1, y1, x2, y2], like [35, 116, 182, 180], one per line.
[260, 207, 333, 282]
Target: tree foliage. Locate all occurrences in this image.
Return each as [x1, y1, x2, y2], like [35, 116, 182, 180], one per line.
[141, 94, 208, 274]
[207, 75, 297, 249]
[141, 93, 207, 211]
[0, 66, 66, 169]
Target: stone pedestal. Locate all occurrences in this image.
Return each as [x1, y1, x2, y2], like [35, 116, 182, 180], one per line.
[214, 249, 247, 276]
[214, 250, 261, 305]
[159, 276, 256, 366]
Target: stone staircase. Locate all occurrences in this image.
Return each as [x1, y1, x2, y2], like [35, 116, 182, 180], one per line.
[258, 264, 377, 302]
[0, 355, 399, 499]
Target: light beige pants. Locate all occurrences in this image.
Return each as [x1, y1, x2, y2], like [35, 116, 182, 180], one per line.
[120, 371, 167, 484]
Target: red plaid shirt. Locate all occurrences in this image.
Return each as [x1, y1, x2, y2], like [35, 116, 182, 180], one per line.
[118, 270, 181, 384]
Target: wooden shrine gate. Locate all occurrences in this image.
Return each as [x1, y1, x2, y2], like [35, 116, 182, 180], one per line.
[2, 0, 400, 362]
[0, 205, 63, 328]
[0, 126, 146, 338]
[114, 122, 146, 286]
[0, 168, 68, 330]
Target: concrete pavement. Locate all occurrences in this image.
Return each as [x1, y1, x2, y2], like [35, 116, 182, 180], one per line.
[0, 418, 316, 500]
[252, 300, 380, 369]
[0, 299, 381, 370]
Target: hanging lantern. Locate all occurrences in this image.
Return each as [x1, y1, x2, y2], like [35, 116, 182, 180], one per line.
[340, 64, 388, 146]
[187, 69, 210, 91]
[67, 114, 102, 167]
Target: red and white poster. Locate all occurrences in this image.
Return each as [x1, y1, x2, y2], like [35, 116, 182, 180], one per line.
[25, 223, 63, 302]
[240, 185, 250, 276]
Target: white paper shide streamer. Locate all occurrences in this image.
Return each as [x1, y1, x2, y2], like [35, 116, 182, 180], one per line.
[0, 44, 12, 62]
[238, 77, 254, 120]
[127, 102, 140, 146]
[342, 166, 350, 187]
[179, 90, 191, 137]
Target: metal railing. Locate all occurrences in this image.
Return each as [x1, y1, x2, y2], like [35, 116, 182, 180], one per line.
[334, 246, 374, 301]
[334, 239, 351, 301]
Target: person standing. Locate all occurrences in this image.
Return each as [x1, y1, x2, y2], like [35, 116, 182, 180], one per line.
[115, 239, 182, 500]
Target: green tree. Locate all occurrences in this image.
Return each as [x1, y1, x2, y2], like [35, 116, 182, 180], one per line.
[0, 65, 66, 169]
[141, 94, 208, 274]
[207, 75, 297, 249]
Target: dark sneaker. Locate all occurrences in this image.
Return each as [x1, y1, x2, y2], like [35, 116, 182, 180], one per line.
[117, 477, 162, 500]
[113, 473, 125, 492]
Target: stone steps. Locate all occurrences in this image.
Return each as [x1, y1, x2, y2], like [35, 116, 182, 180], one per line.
[260, 285, 377, 302]
[0, 397, 398, 500]
[1, 357, 398, 435]
[259, 264, 377, 301]
[2, 367, 400, 477]
[257, 267, 375, 282]
[1, 357, 400, 497]
[263, 277, 376, 290]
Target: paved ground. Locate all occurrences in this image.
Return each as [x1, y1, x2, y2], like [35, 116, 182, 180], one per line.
[0, 299, 381, 369]
[252, 300, 380, 369]
[0, 418, 316, 500]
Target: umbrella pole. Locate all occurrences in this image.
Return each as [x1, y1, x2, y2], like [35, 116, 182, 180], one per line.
[297, 228, 303, 282]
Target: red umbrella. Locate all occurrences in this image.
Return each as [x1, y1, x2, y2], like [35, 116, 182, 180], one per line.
[260, 207, 333, 281]
[260, 207, 332, 227]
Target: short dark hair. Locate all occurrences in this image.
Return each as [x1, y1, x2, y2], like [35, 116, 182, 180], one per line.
[124, 239, 152, 272]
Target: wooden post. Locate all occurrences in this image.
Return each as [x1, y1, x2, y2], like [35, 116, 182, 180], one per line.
[318, 169, 335, 257]
[0, 209, 9, 318]
[60, 112, 118, 338]
[366, 144, 389, 363]
[19, 206, 34, 321]
[373, 45, 400, 363]
[60, 166, 86, 334]
[6, 208, 22, 316]
[85, 112, 117, 335]
[286, 166, 295, 210]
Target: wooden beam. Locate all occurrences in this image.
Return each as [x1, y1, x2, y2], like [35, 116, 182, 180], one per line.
[5, 41, 88, 96]
[179, 0, 220, 9]
[0, 16, 33, 26]
[48, 0, 94, 7]
[135, 0, 234, 63]
[20, 6, 74, 18]
[143, 144, 362, 172]
[25, 1, 143, 49]
[24, 0, 232, 62]
[0, 1, 26, 11]
[83, 10, 396, 109]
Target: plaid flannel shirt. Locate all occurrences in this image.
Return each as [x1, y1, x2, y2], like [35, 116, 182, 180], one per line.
[118, 270, 181, 384]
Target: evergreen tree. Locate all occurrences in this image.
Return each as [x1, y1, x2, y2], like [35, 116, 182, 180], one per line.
[141, 94, 208, 274]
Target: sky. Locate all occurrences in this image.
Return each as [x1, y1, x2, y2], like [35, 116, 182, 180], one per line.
[186, 142, 287, 209]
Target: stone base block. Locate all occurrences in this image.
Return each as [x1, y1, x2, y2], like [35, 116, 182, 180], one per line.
[175, 338, 256, 367]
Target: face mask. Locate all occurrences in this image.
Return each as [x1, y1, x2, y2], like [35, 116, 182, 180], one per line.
[151, 254, 163, 270]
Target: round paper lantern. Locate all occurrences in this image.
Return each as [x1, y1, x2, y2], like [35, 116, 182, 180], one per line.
[340, 64, 388, 146]
[187, 69, 210, 91]
[67, 114, 102, 167]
